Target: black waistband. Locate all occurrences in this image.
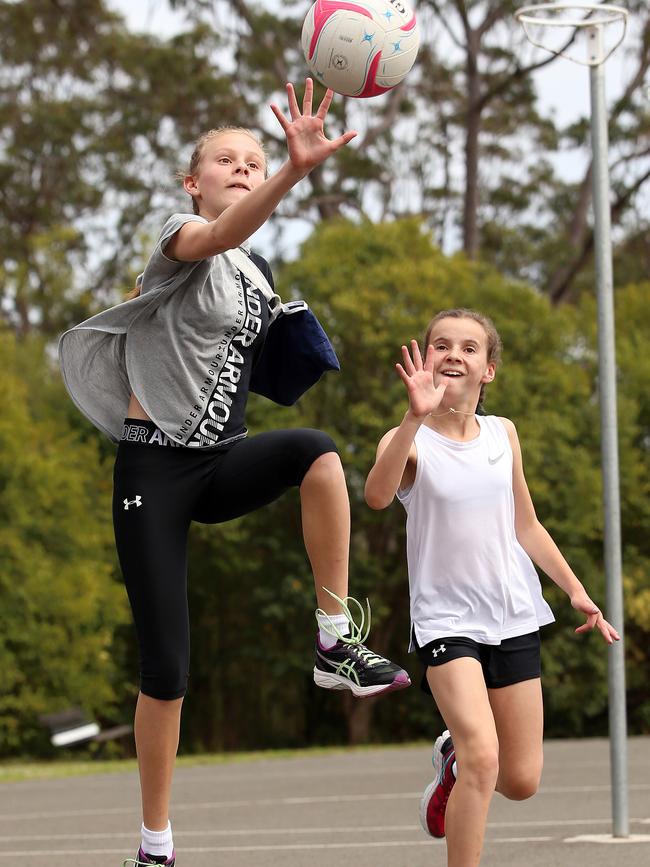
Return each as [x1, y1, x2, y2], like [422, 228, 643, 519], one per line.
[121, 419, 182, 448]
[120, 419, 247, 451]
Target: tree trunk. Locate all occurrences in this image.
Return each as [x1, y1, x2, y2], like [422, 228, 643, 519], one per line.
[344, 693, 378, 744]
[463, 33, 481, 258]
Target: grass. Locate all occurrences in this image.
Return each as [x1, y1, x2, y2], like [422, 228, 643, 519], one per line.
[0, 741, 427, 784]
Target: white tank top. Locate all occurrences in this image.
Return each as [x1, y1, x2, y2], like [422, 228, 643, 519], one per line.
[397, 415, 555, 647]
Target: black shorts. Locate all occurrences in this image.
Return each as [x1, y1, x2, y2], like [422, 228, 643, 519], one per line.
[413, 630, 541, 693]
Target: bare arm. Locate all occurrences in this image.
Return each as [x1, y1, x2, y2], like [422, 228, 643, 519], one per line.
[365, 340, 447, 509]
[166, 161, 308, 261]
[502, 417, 620, 645]
[168, 81, 356, 261]
[365, 419, 420, 510]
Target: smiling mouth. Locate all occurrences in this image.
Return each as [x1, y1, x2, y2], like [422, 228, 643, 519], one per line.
[228, 183, 250, 191]
[440, 371, 464, 378]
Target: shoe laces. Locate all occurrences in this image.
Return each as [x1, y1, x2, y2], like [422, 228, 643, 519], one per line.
[123, 858, 168, 867]
[348, 642, 389, 667]
[316, 588, 372, 646]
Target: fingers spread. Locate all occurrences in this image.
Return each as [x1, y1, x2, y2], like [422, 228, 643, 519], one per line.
[286, 82, 301, 120]
[395, 363, 410, 385]
[401, 344, 416, 376]
[302, 77, 313, 116]
[316, 87, 334, 119]
[410, 339, 423, 369]
[270, 103, 290, 132]
[330, 131, 358, 150]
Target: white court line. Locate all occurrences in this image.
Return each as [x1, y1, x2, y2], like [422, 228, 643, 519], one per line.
[1, 816, 649, 844]
[565, 834, 650, 844]
[0, 838, 557, 857]
[0, 784, 648, 822]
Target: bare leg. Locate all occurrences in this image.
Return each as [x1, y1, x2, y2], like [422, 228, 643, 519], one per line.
[489, 678, 544, 800]
[426, 659, 500, 867]
[300, 452, 350, 614]
[134, 693, 184, 831]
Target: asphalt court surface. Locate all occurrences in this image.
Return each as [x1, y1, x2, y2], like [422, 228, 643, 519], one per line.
[0, 738, 648, 866]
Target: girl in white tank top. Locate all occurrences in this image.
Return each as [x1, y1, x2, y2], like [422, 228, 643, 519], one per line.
[365, 308, 620, 867]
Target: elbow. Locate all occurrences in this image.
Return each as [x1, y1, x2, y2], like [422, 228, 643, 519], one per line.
[364, 485, 393, 511]
[208, 221, 246, 256]
[515, 518, 540, 550]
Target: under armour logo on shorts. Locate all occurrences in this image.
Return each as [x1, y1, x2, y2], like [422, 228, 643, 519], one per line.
[123, 496, 143, 511]
[432, 644, 446, 658]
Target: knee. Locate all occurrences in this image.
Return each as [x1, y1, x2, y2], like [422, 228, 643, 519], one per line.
[298, 430, 339, 479]
[140, 653, 189, 701]
[498, 770, 541, 801]
[461, 744, 500, 794]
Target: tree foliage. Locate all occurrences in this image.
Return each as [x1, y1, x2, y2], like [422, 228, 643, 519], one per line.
[2, 0, 650, 337]
[0, 328, 129, 757]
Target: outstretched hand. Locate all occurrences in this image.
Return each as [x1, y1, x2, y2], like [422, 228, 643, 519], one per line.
[270, 78, 357, 174]
[571, 590, 620, 645]
[396, 340, 448, 419]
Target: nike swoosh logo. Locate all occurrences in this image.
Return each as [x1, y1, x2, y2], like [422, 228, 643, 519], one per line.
[488, 452, 505, 465]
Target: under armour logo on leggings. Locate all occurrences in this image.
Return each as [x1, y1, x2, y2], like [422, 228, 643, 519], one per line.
[123, 496, 143, 510]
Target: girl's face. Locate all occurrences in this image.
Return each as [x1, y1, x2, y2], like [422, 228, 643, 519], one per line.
[428, 317, 496, 397]
[184, 132, 266, 219]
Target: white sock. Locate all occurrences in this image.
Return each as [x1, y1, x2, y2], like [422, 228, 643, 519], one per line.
[316, 611, 350, 649]
[141, 821, 174, 859]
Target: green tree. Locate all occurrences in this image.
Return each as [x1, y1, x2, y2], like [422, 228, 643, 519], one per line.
[0, 0, 239, 334]
[0, 329, 128, 756]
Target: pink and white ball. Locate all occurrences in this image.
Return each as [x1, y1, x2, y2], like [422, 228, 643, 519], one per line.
[301, 0, 420, 98]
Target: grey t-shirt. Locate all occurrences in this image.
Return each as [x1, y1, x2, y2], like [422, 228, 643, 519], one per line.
[58, 213, 280, 448]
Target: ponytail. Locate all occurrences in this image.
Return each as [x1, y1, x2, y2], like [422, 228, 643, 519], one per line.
[124, 274, 143, 301]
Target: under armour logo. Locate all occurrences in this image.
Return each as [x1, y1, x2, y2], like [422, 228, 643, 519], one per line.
[488, 452, 505, 465]
[432, 644, 446, 658]
[123, 496, 142, 511]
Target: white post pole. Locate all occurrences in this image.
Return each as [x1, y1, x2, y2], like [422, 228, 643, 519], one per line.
[587, 22, 629, 838]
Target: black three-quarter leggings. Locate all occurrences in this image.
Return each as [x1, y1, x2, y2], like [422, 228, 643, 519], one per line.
[113, 420, 337, 700]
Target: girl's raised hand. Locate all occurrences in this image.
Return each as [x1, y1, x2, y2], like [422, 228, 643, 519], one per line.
[396, 340, 448, 419]
[270, 79, 357, 174]
[571, 590, 620, 645]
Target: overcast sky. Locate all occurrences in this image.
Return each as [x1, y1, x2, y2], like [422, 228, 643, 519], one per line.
[108, 0, 636, 128]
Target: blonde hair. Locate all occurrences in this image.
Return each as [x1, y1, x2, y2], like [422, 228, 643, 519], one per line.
[125, 127, 267, 300]
[424, 308, 502, 411]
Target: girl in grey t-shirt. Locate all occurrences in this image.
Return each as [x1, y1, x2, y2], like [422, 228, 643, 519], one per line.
[60, 80, 410, 867]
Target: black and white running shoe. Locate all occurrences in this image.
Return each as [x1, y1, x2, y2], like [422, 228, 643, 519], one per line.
[314, 592, 410, 697]
[123, 848, 175, 867]
[314, 636, 411, 697]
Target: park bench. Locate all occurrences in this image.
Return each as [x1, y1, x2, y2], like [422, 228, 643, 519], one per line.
[40, 707, 132, 748]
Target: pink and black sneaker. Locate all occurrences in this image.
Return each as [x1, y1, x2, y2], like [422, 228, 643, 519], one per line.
[419, 729, 456, 837]
[123, 848, 176, 867]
